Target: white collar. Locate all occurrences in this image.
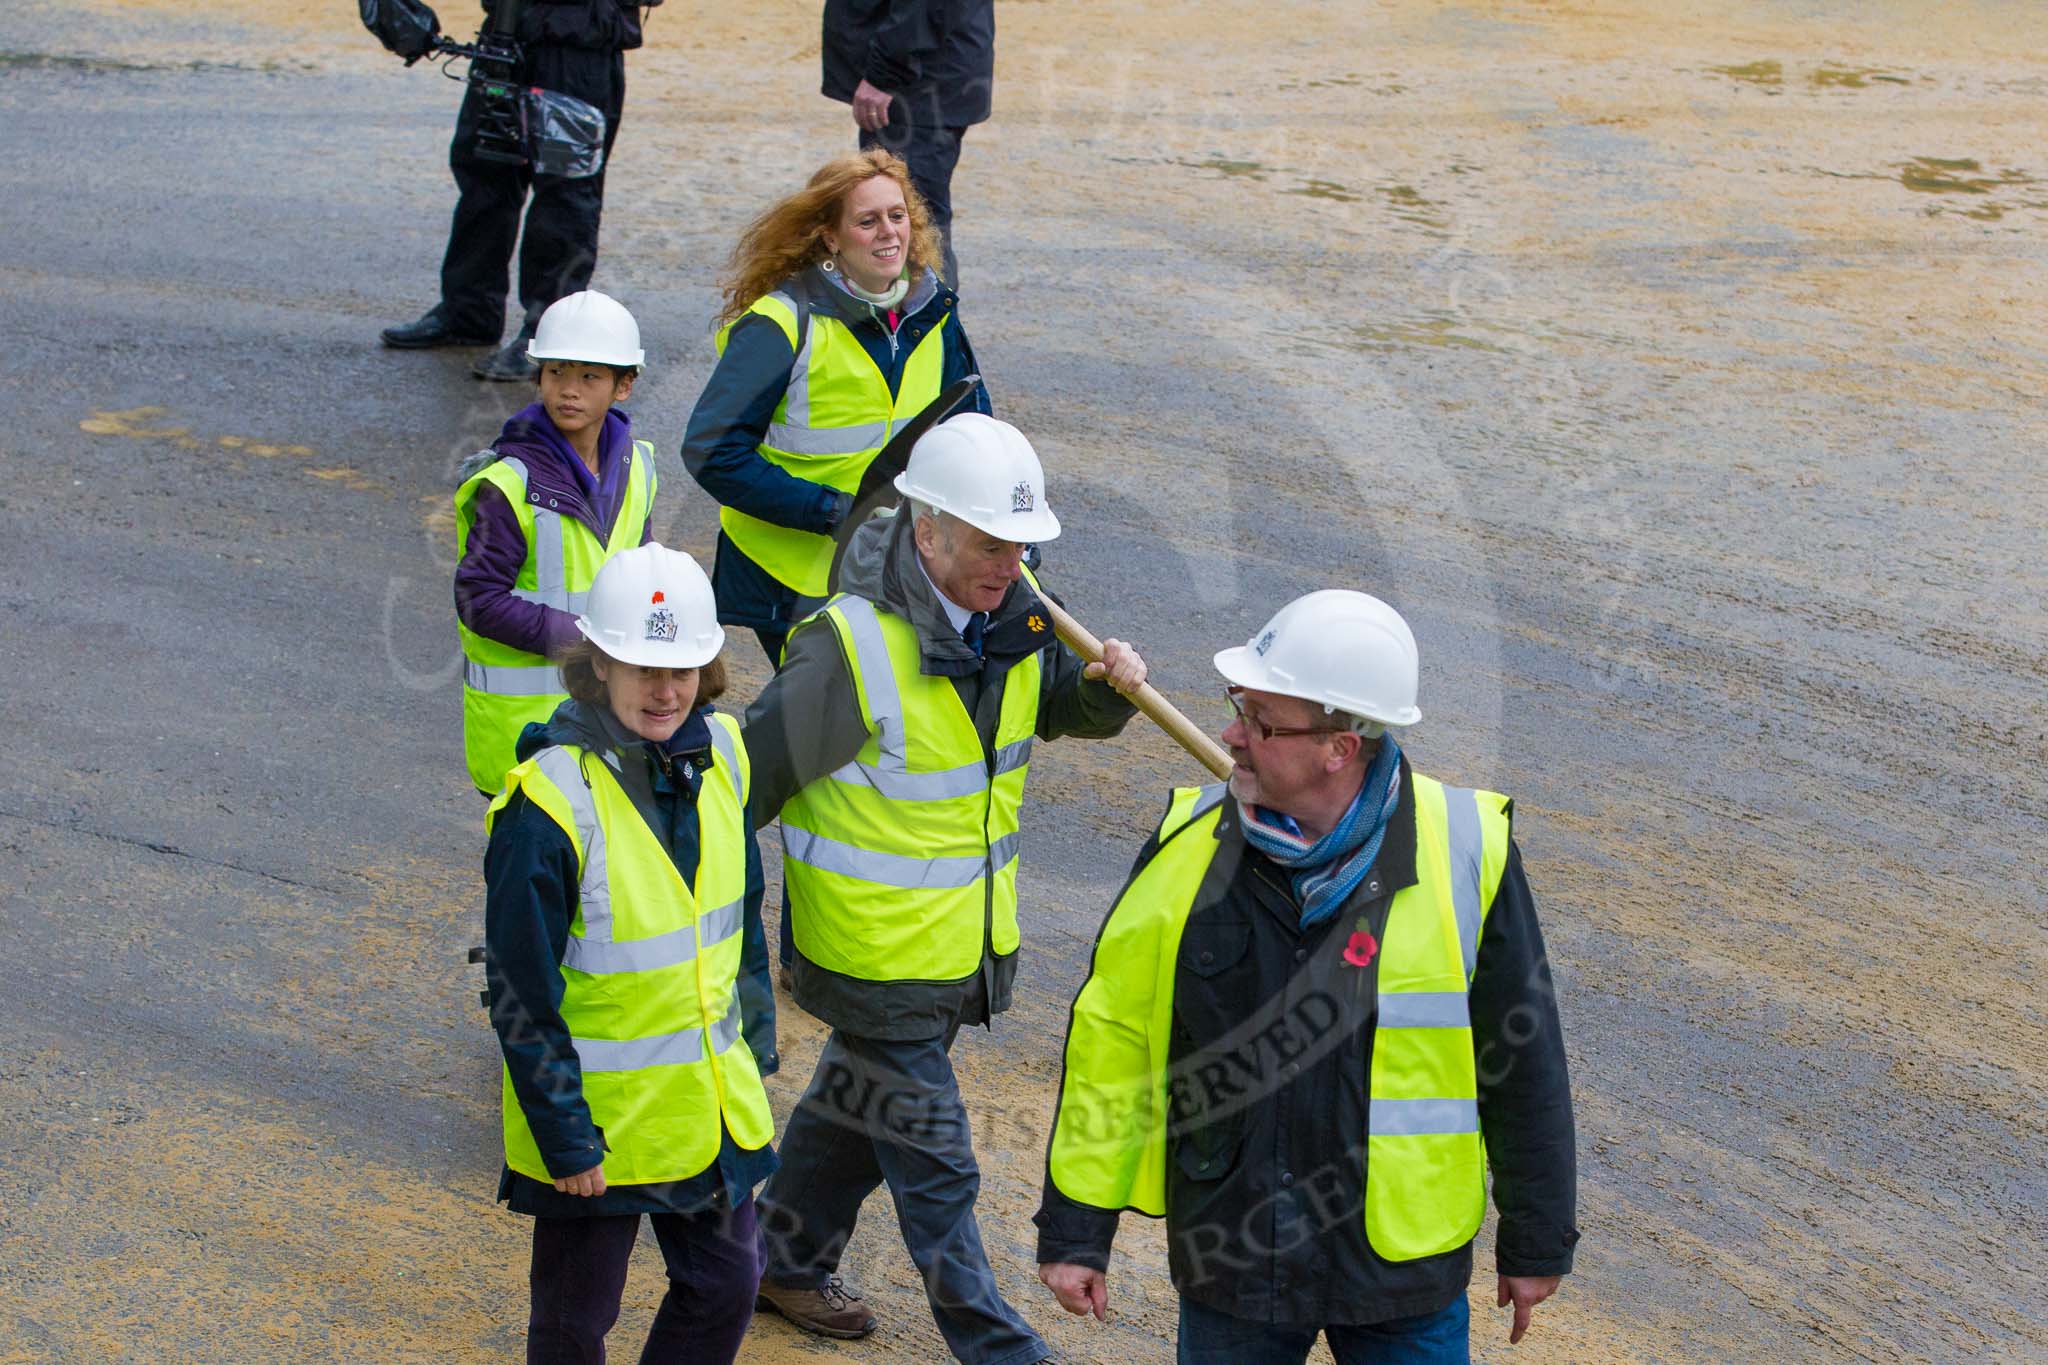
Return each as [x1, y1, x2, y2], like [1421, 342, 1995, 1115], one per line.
[915, 553, 976, 633]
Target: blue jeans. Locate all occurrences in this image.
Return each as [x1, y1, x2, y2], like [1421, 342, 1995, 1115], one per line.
[1177, 1294, 1469, 1365]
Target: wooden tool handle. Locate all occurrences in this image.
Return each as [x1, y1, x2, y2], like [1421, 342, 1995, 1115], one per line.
[1039, 594, 1236, 782]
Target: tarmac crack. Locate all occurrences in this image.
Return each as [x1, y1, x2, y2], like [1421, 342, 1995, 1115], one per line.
[0, 807, 359, 896]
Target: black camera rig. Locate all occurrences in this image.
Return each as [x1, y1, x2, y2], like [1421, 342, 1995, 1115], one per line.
[362, 0, 527, 165]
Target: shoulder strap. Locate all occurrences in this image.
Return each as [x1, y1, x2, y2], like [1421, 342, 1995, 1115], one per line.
[780, 272, 818, 341]
[1158, 782, 1230, 843]
[820, 595, 904, 766]
[628, 438, 657, 507]
[705, 712, 749, 809]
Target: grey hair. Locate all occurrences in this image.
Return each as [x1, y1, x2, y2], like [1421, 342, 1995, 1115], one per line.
[1316, 704, 1386, 740]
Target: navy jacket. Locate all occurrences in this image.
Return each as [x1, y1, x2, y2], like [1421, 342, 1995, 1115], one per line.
[681, 264, 989, 632]
[484, 698, 778, 1217]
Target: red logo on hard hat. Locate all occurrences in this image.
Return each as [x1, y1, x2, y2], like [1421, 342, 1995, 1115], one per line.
[651, 591, 665, 604]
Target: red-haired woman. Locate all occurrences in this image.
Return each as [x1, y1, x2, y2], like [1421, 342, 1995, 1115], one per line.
[682, 148, 990, 665]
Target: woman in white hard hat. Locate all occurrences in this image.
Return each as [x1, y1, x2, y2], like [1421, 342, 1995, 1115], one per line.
[481, 543, 778, 1364]
[682, 148, 990, 666]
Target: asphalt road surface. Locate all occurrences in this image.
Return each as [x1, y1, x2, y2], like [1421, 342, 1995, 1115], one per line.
[1, 2, 2042, 1362]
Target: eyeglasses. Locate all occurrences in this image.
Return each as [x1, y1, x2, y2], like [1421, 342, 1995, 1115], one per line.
[1223, 686, 1348, 742]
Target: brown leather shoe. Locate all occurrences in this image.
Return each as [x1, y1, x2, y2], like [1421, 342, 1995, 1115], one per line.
[755, 1275, 877, 1339]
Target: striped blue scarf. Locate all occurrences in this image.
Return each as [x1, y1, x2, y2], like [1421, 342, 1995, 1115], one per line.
[1238, 737, 1403, 929]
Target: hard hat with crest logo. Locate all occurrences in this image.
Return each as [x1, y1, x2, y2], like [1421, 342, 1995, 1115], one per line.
[575, 544, 723, 668]
[893, 413, 1062, 543]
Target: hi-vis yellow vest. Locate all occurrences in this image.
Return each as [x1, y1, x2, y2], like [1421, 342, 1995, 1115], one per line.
[486, 712, 773, 1185]
[779, 594, 1041, 983]
[1046, 773, 1513, 1262]
[715, 289, 947, 596]
[455, 442, 656, 794]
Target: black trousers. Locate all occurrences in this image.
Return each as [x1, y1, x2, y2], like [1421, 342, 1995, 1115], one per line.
[860, 119, 968, 289]
[526, 1197, 761, 1365]
[440, 44, 627, 340]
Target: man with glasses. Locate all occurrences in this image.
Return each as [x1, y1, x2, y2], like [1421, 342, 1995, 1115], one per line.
[1034, 589, 1579, 1364]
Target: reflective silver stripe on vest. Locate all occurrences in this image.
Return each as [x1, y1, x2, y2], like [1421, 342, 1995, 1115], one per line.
[707, 717, 748, 809]
[1370, 1097, 1480, 1137]
[824, 599, 1030, 802]
[464, 659, 564, 697]
[828, 756, 988, 802]
[993, 737, 1034, 776]
[778, 293, 811, 425]
[572, 997, 745, 1073]
[765, 299, 894, 454]
[497, 458, 572, 614]
[1377, 992, 1471, 1030]
[532, 498, 565, 606]
[512, 585, 589, 614]
[765, 417, 893, 456]
[835, 597, 909, 767]
[784, 826, 1021, 889]
[562, 898, 745, 974]
[501, 444, 649, 614]
[536, 747, 612, 942]
[1443, 786, 1484, 981]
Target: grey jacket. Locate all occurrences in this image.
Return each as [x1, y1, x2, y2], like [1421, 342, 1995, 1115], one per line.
[742, 510, 1136, 1038]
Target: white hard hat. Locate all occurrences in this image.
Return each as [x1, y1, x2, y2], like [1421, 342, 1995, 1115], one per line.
[1213, 590, 1422, 732]
[528, 290, 645, 368]
[575, 544, 724, 669]
[893, 413, 1062, 543]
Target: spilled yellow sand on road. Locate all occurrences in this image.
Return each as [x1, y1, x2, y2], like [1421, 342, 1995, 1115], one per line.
[37, 1, 2048, 1361]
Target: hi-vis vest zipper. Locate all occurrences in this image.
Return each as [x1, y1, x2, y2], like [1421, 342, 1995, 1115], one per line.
[1046, 773, 1512, 1262]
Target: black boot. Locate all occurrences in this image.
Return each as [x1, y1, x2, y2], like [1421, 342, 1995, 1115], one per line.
[381, 305, 499, 350]
[471, 323, 538, 382]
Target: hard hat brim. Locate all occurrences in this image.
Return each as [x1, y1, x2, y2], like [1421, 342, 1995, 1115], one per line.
[1212, 644, 1267, 692]
[1212, 645, 1421, 728]
[960, 505, 1062, 543]
[528, 343, 647, 367]
[891, 473, 1063, 542]
[575, 618, 725, 670]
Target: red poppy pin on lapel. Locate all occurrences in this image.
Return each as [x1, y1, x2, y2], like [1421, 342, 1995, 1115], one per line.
[1343, 930, 1379, 968]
